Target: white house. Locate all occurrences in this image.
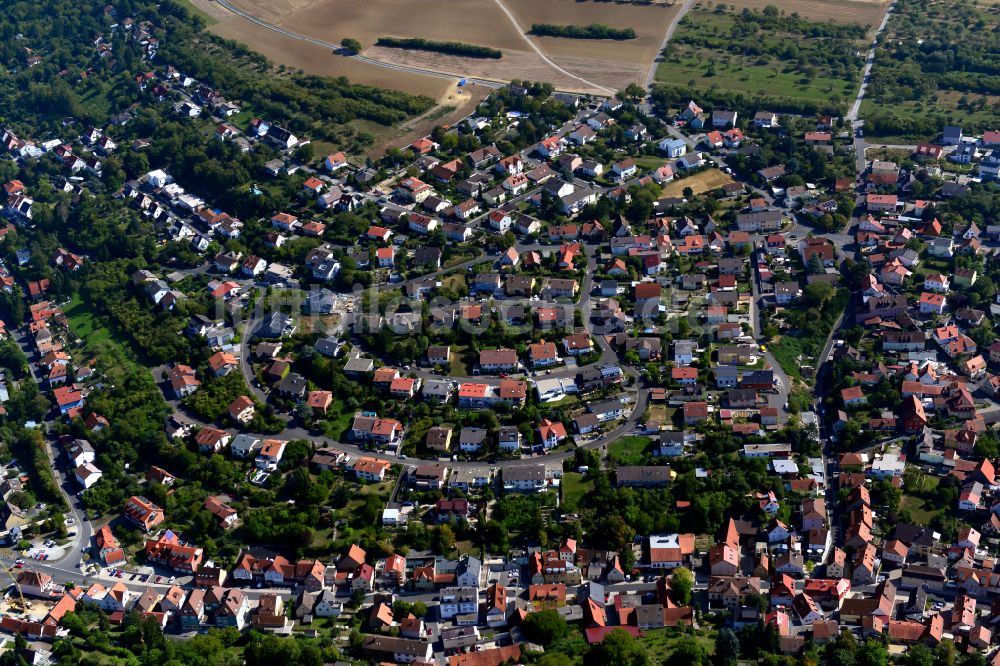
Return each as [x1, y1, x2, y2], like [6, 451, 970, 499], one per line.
[923, 274, 950, 292]
[919, 292, 947, 315]
[75, 462, 103, 489]
[658, 138, 687, 158]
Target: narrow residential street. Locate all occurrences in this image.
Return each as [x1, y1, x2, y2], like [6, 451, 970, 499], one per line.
[846, 1, 896, 123]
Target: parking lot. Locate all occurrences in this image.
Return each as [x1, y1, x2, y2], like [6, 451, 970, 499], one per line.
[102, 567, 177, 586]
[24, 540, 65, 563]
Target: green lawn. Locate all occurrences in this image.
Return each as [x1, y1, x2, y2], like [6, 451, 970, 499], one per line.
[444, 253, 475, 269]
[739, 358, 767, 371]
[858, 0, 999, 140]
[639, 627, 717, 659]
[901, 472, 942, 526]
[449, 345, 471, 376]
[320, 399, 356, 440]
[63, 294, 139, 369]
[900, 493, 941, 526]
[635, 155, 668, 171]
[657, 56, 856, 103]
[769, 336, 806, 382]
[608, 436, 651, 466]
[439, 274, 466, 292]
[655, 7, 866, 111]
[77, 86, 112, 121]
[561, 472, 593, 512]
[544, 395, 579, 409]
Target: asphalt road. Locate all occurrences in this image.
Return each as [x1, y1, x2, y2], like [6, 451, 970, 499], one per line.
[11, 324, 96, 580]
[846, 1, 895, 122]
[643, 0, 696, 93]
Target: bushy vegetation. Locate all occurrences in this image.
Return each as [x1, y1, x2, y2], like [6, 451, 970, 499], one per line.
[769, 283, 850, 380]
[863, 0, 1000, 138]
[40, 609, 336, 666]
[2, 0, 434, 141]
[376, 37, 503, 59]
[655, 5, 867, 114]
[530, 23, 637, 40]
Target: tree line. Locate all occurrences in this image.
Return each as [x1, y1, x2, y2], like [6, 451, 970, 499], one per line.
[376, 37, 503, 59]
[530, 23, 637, 40]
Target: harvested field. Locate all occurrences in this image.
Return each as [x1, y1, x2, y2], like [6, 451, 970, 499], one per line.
[660, 168, 733, 197]
[365, 45, 614, 95]
[502, 0, 681, 63]
[707, 0, 888, 28]
[549, 53, 646, 90]
[274, 0, 527, 52]
[208, 18, 454, 98]
[213, 0, 661, 94]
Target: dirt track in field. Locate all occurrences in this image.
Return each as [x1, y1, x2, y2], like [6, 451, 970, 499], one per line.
[212, 0, 670, 94]
[364, 45, 624, 95]
[209, 17, 456, 98]
[502, 0, 681, 64]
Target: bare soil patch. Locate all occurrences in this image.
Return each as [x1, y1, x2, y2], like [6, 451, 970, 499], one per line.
[707, 0, 888, 28]
[366, 85, 493, 157]
[660, 168, 733, 197]
[209, 17, 454, 98]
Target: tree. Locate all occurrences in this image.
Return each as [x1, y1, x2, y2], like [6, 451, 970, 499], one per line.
[538, 654, 575, 666]
[293, 142, 315, 164]
[716, 628, 740, 666]
[975, 429, 1000, 459]
[584, 629, 650, 666]
[803, 281, 835, 307]
[520, 609, 567, 645]
[341, 38, 363, 54]
[671, 636, 706, 666]
[434, 524, 456, 554]
[858, 639, 888, 666]
[620, 83, 646, 101]
[904, 644, 934, 666]
[671, 567, 694, 605]
[935, 640, 957, 666]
